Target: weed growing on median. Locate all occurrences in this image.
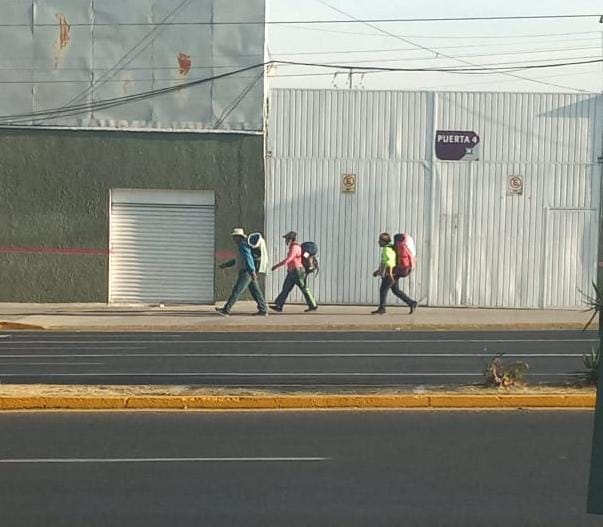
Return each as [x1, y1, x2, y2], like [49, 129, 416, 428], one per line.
[483, 353, 529, 388]
[581, 281, 603, 331]
[582, 346, 600, 386]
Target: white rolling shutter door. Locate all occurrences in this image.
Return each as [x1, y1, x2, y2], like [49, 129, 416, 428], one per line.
[109, 189, 215, 304]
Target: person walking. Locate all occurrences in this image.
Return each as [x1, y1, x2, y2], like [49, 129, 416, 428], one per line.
[372, 232, 417, 315]
[270, 231, 317, 313]
[215, 228, 267, 317]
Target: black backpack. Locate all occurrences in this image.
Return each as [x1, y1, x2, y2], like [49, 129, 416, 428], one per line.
[301, 241, 319, 275]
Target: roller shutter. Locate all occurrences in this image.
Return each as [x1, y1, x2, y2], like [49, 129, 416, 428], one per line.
[109, 189, 215, 304]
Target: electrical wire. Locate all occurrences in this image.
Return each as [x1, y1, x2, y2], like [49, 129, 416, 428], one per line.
[0, 55, 600, 124]
[0, 13, 600, 26]
[314, 0, 595, 92]
[61, 0, 193, 109]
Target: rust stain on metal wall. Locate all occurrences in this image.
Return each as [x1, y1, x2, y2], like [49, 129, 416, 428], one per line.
[178, 52, 192, 76]
[54, 13, 71, 68]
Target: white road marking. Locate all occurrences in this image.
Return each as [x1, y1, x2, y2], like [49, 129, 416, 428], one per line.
[0, 372, 579, 377]
[0, 457, 330, 464]
[0, 338, 596, 345]
[0, 362, 103, 366]
[0, 353, 584, 358]
[0, 346, 146, 350]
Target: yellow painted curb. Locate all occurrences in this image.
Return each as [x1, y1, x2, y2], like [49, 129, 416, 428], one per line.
[0, 393, 595, 410]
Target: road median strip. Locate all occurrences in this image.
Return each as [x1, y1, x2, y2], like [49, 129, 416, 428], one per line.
[0, 393, 595, 410]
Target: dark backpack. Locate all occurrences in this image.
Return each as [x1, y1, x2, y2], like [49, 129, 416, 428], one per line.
[301, 241, 319, 275]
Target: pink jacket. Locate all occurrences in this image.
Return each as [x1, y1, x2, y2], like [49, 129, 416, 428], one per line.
[274, 242, 303, 271]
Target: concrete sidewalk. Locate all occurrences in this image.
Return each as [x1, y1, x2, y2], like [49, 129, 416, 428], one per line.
[0, 301, 593, 331]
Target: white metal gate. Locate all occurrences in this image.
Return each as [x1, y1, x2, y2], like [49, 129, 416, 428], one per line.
[266, 89, 603, 308]
[109, 189, 215, 304]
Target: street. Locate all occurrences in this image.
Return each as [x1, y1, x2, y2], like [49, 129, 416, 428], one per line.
[0, 330, 596, 386]
[0, 410, 598, 526]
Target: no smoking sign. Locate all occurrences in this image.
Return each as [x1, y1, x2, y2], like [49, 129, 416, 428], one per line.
[507, 176, 523, 196]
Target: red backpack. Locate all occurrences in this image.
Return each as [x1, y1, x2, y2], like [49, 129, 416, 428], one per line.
[393, 233, 415, 278]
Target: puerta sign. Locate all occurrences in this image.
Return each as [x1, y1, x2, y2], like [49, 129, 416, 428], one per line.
[435, 130, 480, 161]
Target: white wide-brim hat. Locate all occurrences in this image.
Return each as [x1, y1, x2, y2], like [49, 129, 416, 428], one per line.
[231, 227, 247, 238]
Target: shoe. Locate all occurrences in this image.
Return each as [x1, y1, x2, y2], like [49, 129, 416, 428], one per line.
[409, 302, 417, 315]
[269, 304, 283, 312]
[254, 311, 269, 317]
[215, 307, 230, 317]
[371, 308, 386, 315]
[304, 306, 318, 312]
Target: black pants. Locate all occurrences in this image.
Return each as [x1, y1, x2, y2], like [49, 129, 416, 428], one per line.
[379, 276, 414, 309]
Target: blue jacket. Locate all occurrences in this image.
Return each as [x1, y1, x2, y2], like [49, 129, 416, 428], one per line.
[221, 241, 256, 274]
[238, 241, 256, 274]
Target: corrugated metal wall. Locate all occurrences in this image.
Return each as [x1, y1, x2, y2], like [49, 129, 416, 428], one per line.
[266, 89, 603, 308]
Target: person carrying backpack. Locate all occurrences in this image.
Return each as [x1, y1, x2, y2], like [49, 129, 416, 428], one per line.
[372, 232, 417, 315]
[270, 231, 318, 313]
[215, 228, 268, 317]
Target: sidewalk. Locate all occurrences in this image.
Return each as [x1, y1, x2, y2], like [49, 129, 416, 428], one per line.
[0, 301, 593, 332]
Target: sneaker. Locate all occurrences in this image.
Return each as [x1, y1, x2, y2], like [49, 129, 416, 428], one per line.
[371, 308, 386, 315]
[215, 307, 230, 317]
[409, 302, 417, 315]
[304, 306, 318, 313]
[254, 311, 269, 317]
[269, 304, 283, 312]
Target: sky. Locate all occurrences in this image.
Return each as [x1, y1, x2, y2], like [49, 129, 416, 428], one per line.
[266, 0, 603, 93]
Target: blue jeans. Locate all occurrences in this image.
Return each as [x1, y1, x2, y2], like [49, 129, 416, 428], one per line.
[274, 268, 317, 309]
[223, 270, 267, 313]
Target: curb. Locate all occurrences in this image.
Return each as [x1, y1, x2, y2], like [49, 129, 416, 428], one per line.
[0, 322, 45, 331]
[0, 322, 589, 332]
[0, 393, 595, 410]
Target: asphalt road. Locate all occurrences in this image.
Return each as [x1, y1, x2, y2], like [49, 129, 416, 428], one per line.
[0, 330, 596, 386]
[0, 411, 598, 526]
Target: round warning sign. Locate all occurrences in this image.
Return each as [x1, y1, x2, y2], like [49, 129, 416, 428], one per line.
[507, 176, 523, 195]
[342, 173, 357, 193]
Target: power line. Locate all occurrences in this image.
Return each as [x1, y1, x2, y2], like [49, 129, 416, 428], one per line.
[0, 13, 600, 27]
[0, 63, 267, 124]
[272, 47, 602, 64]
[61, 0, 193, 109]
[276, 26, 602, 39]
[314, 0, 593, 93]
[274, 58, 603, 74]
[2, 55, 599, 85]
[0, 55, 599, 125]
[270, 38, 601, 56]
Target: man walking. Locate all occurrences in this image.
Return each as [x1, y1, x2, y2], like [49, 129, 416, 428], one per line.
[270, 231, 317, 313]
[372, 232, 417, 315]
[215, 228, 267, 316]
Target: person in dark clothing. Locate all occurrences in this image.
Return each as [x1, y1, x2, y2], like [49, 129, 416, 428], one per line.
[215, 228, 267, 316]
[372, 232, 417, 315]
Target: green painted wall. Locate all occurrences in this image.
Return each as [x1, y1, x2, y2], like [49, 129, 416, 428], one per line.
[0, 128, 264, 302]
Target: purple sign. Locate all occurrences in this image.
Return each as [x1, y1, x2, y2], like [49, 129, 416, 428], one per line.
[435, 130, 480, 161]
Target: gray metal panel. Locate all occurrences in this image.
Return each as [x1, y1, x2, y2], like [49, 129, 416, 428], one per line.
[266, 158, 430, 305]
[544, 209, 598, 308]
[267, 88, 602, 308]
[268, 89, 431, 161]
[109, 196, 215, 304]
[436, 91, 600, 163]
[0, 0, 264, 131]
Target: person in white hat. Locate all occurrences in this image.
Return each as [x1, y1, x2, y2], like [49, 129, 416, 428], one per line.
[215, 227, 267, 316]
